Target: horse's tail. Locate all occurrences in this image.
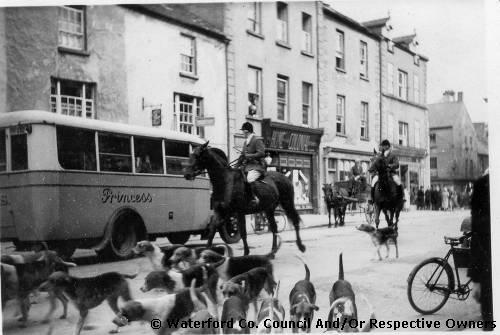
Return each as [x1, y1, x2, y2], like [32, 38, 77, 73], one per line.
[266, 235, 282, 258]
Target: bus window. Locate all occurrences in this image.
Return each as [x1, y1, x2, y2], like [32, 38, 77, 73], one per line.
[99, 133, 132, 173]
[165, 141, 189, 175]
[134, 137, 163, 174]
[11, 132, 28, 171]
[0, 129, 5, 171]
[57, 126, 97, 171]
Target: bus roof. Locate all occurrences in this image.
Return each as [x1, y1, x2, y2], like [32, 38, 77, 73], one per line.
[0, 110, 206, 144]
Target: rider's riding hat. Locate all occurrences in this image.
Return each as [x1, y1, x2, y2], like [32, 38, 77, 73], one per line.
[381, 139, 391, 147]
[240, 122, 254, 133]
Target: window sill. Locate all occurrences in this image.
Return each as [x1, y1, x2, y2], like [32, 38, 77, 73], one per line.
[275, 40, 291, 50]
[360, 137, 370, 142]
[336, 67, 346, 74]
[360, 75, 369, 82]
[246, 30, 264, 40]
[300, 50, 314, 58]
[336, 133, 347, 138]
[179, 72, 199, 81]
[58, 47, 90, 57]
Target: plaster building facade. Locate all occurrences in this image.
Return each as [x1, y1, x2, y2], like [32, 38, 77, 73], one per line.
[364, 18, 430, 193]
[187, 2, 324, 212]
[318, 5, 381, 187]
[428, 91, 482, 189]
[0, 5, 228, 149]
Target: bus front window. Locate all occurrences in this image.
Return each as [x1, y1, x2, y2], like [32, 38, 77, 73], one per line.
[99, 133, 132, 173]
[57, 126, 97, 171]
[0, 129, 5, 171]
[11, 132, 28, 171]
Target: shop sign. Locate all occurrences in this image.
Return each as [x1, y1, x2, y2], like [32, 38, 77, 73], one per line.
[262, 119, 323, 153]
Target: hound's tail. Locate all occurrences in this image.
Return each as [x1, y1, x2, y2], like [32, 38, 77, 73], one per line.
[339, 253, 344, 281]
[295, 255, 310, 281]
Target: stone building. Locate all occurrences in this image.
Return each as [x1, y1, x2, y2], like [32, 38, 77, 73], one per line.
[318, 5, 381, 185]
[364, 17, 430, 193]
[428, 91, 482, 189]
[0, 5, 228, 149]
[186, 2, 324, 212]
[473, 122, 489, 174]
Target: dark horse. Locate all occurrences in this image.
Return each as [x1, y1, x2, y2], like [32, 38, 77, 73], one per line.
[183, 142, 305, 256]
[368, 154, 404, 230]
[322, 184, 348, 228]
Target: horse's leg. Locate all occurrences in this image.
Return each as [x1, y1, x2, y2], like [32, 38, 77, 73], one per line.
[265, 209, 278, 257]
[327, 205, 332, 228]
[238, 213, 249, 256]
[382, 209, 392, 228]
[206, 213, 220, 248]
[281, 199, 306, 253]
[333, 206, 338, 228]
[374, 205, 381, 229]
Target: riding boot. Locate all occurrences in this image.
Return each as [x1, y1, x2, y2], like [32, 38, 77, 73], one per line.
[369, 187, 375, 205]
[400, 185, 405, 201]
[249, 183, 260, 208]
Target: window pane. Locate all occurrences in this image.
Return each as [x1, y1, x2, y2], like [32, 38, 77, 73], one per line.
[134, 137, 163, 174]
[57, 126, 96, 170]
[0, 129, 5, 171]
[11, 133, 28, 171]
[98, 133, 131, 172]
[165, 141, 189, 157]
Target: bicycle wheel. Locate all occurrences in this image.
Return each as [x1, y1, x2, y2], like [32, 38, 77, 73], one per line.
[407, 258, 454, 314]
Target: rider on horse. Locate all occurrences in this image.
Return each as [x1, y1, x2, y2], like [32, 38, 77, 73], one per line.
[235, 122, 266, 207]
[350, 160, 363, 195]
[370, 139, 404, 202]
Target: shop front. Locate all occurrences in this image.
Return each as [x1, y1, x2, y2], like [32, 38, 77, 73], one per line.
[393, 146, 427, 205]
[261, 119, 323, 213]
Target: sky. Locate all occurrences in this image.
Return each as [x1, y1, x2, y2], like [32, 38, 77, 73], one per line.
[329, 0, 488, 123]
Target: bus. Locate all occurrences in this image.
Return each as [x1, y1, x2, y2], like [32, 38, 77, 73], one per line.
[0, 110, 223, 260]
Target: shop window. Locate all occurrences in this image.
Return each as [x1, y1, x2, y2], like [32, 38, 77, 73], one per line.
[57, 126, 96, 171]
[134, 137, 163, 174]
[11, 131, 28, 171]
[165, 141, 189, 175]
[327, 158, 337, 183]
[0, 129, 5, 171]
[98, 133, 132, 173]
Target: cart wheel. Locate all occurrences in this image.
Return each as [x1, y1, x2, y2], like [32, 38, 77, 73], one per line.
[407, 258, 453, 314]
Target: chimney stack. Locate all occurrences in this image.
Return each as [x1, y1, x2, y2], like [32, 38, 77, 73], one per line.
[443, 90, 456, 102]
[457, 91, 463, 102]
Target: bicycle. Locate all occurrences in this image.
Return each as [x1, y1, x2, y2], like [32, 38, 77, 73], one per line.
[249, 210, 288, 235]
[407, 231, 472, 314]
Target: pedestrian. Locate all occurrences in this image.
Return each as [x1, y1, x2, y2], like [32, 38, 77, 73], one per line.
[417, 186, 425, 210]
[451, 188, 459, 210]
[468, 172, 493, 330]
[425, 187, 431, 210]
[403, 187, 410, 211]
[430, 185, 437, 210]
[441, 187, 449, 210]
[436, 185, 442, 210]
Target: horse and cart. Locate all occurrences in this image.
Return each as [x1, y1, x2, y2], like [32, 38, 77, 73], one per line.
[322, 177, 374, 228]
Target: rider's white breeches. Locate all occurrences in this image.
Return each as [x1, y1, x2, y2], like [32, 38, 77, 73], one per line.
[247, 170, 261, 183]
[371, 175, 401, 187]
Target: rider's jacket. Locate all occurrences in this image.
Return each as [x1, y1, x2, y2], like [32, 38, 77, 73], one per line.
[383, 149, 399, 174]
[236, 134, 266, 173]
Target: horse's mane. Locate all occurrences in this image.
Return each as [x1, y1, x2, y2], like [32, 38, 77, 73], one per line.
[208, 147, 230, 167]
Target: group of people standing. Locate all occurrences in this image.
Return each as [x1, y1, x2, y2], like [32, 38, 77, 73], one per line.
[415, 184, 472, 210]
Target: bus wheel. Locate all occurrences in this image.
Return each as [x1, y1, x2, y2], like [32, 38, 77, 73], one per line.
[218, 216, 241, 244]
[166, 232, 190, 245]
[98, 211, 145, 261]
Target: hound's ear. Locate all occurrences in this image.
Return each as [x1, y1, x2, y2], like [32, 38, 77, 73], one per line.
[373, 149, 377, 155]
[313, 304, 320, 311]
[202, 141, 210, 149]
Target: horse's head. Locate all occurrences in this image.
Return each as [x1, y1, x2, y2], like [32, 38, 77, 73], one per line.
[368, 153, 388, 177]
[184, 142, 229, 180]
[184, 141, 210, 180]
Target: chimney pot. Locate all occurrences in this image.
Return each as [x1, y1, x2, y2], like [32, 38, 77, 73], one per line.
[457, 91, 463, 102]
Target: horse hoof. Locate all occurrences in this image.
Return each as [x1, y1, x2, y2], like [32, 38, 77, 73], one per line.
[298, 244, 306, 253]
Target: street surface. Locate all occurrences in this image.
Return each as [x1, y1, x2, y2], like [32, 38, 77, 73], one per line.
[1, 209, 481, 334]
